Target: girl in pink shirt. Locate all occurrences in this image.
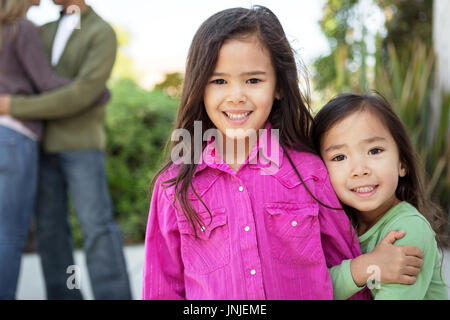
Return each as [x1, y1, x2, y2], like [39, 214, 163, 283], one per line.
[143, 6, 424, 300]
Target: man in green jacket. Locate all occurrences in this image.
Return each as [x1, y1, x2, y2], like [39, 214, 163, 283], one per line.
[0, 0, 132, 299]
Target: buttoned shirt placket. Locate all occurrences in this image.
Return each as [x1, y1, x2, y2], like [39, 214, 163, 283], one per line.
[232, 174, 266, 300]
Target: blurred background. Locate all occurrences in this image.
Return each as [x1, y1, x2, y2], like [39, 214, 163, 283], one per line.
[24, 0, 449, 251]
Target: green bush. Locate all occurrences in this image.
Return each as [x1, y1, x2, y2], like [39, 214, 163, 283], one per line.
[70, 78, 178, 248]
[104, 78, 178, 245]
[374, 40, 450, 230]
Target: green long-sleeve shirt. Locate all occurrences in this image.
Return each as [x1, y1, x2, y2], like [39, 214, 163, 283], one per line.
[330, 201, 448, 300]
[10, 6, 117, 152]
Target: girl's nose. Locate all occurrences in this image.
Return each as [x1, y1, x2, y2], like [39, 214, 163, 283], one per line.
[351, 159, 371, 177]
[227, 84, 247, 104]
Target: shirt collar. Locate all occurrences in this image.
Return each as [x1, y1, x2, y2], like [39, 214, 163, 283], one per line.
[194, 121, 284, 176]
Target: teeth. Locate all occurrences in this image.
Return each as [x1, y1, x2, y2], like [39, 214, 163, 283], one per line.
[353, 186, 375, 193]
[225, 112, 250, 120]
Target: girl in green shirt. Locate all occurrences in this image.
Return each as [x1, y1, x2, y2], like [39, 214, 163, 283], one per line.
[312, 92, 448, 300]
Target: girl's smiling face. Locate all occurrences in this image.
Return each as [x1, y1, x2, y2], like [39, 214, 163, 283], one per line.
[203, 34, 279, 140]
[320, 110, 407, 221]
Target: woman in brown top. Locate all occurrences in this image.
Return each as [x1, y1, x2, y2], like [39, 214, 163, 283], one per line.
[0, 0, 71, 299]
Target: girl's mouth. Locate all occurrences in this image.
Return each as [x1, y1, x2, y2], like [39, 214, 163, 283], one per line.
[223, 111, 252, 124]
[351, 185, 378, 197]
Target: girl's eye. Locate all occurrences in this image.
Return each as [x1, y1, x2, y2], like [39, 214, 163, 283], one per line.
[332, 155, 346, 162]
[246, 78, 260, 84]
[211, 79, 226, 85]
[369, 148, 383, 155]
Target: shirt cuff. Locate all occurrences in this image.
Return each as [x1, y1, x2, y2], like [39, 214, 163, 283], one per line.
[330, 259, 366, 300]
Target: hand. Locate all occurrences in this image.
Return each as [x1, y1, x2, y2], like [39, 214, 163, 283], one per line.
[350, 230, 424, 287]
[0, 95, 11, 115]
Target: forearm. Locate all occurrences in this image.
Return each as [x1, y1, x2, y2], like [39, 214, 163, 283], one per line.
[329, 259, 365, 300]
[11, 26, 116, 120]
[10, 79, 107, 120]
[350, 252, 377, 287]
[373, 282, 428, 300]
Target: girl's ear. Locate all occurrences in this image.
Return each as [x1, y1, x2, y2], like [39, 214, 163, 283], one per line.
[399, 162, 407, 177]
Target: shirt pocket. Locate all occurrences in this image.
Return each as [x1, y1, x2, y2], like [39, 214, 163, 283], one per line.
[265, 203, 323, 265]
[177, 207, 230, 275]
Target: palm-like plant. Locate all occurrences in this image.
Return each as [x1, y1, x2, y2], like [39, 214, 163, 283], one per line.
[374, 39, 450, 229]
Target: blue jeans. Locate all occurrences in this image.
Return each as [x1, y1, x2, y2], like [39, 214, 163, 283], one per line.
[35, 151, 132, 299]
[0, 126, 38, 300]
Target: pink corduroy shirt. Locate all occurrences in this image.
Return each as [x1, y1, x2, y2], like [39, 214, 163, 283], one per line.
[143, 123, 368, 300]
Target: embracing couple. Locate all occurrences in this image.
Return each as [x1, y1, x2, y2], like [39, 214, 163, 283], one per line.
[0, 0, 131, 300]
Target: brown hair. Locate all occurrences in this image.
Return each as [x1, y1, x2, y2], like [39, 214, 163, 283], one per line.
[150, 6, 334, 235]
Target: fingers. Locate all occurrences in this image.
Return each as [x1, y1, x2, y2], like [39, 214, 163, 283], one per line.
[393, 230, 406, 239]
[402, 266, 421, 277]
[398, 275, 417, 285]
[405, 256, 424, 268]
[402, 245, 424, 259]
[381, 230, 406, 245]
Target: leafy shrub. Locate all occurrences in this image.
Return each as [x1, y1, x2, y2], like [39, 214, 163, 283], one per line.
[374, 41, 450, 238]
[57, 77, 178, 249]
[66, 78, 177, 248]
[104, 78, 178, 244]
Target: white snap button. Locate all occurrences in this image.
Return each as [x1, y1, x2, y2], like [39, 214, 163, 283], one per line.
[250, 269, 256, 275]
[291, 221, 297, 227]
[244, 226, 250, 232]
[200, 226, 206, 232]
[238, 186, 244, 192]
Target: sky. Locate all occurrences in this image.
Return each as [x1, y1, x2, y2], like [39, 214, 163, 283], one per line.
[27, 0, 330, 89]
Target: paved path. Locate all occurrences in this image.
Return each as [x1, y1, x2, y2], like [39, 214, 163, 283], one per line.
[17, 244, 145, 300]
[17, 245, 450, 300]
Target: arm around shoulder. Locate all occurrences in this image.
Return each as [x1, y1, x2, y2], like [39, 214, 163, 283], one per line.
[10, 25, 117, 120]
[372, 215, 438, 299]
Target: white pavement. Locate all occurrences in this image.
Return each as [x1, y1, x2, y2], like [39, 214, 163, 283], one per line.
[17, 244, 145, 300]
[16, 245, 450, 300]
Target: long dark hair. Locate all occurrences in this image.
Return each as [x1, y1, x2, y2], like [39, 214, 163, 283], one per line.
[150, 6, 331, 234]
[312, 92, 448, 249]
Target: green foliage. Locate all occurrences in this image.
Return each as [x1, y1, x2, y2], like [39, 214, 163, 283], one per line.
[105, 78, 178, 244]
[154, 72, 184, 98]
[377, 0, 432, 53]
[70, 78, 178, 247]
[374, 41, 450, 214]
[313, 0, 432, 93]
[314, 0, 357, 90]
[320, 0, 359, 40]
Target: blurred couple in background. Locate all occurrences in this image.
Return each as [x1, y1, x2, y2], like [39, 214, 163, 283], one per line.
[0, 0, 131, 300]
